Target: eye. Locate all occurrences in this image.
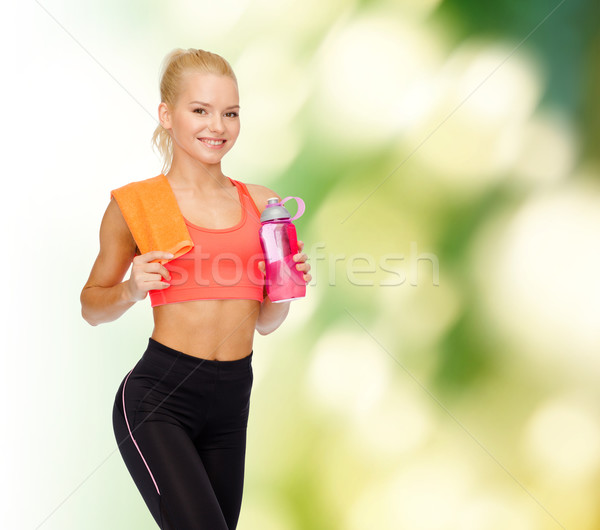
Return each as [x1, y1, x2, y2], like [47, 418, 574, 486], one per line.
[225, 112, 239, 118]
[193, 108, 207, 115]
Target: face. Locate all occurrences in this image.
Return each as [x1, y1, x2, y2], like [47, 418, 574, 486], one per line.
[159, 72, 240, 168]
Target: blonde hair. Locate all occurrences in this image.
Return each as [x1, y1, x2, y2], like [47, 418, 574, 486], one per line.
[151, 48, 238, 175]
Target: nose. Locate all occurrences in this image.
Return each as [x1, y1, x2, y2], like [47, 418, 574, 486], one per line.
[208, 113, 225, 134]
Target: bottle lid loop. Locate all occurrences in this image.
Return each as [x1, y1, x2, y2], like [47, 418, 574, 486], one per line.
[280, 197, 305, 221]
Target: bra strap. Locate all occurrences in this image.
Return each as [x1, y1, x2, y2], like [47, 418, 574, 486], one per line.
[231, 179, 261, 218]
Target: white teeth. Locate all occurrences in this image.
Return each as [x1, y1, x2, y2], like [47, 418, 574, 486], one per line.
[201, 139, 224, 146]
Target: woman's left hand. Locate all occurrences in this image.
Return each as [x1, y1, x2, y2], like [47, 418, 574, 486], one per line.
[257, 240, 312, 284]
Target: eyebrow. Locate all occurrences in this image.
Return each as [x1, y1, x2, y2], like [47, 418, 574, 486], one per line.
[188, 101, 240, 110]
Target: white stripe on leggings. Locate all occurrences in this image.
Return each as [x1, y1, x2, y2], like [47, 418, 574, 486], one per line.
[122, 369, 161, 495]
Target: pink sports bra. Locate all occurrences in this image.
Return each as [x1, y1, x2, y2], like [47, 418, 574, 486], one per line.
[149, 178, 265, 307]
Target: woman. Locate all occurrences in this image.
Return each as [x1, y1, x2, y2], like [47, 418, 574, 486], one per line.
[80, 48, 311, 529]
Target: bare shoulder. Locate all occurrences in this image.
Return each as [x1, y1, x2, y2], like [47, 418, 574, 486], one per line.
[244, 182, 282, 213]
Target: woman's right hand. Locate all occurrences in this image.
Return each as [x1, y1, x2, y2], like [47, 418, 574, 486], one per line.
[126, 251, 173, 302]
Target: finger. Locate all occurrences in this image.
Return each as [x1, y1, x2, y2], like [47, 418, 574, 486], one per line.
[143, 262, 172, 280]
[145, 272, 165, 283]
[258, 261, 266, 275]
[141, 250, 175, 263]
[297, 240, 304, 251]
[145, 274, 170, 289]
[143, 262, 171, 280]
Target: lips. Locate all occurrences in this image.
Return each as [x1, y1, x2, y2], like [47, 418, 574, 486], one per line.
[198, 138, 226, 146]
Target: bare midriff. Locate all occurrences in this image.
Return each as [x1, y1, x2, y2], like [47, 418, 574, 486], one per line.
[151, 299, 261, 361]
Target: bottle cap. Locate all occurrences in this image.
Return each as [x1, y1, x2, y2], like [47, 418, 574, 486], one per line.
[260, 198, 291, 223]
[260, 197, 305, 223]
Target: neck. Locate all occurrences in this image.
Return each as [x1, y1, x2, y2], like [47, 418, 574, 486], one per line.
[166, 157, 230, 192]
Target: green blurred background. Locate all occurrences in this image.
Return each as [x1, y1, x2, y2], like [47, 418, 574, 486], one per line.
[6, 0, 599, 528]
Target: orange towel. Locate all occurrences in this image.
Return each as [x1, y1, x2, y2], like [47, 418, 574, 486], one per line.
[110, 174, 194, 265]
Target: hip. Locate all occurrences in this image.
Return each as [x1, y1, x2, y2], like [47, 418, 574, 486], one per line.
[115, 337, 254, 434]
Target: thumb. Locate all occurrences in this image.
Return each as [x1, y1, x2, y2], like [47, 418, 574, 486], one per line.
[258, 260, 266, 276]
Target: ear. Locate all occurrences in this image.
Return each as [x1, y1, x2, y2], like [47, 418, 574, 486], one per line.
[158, 102, 172, 130]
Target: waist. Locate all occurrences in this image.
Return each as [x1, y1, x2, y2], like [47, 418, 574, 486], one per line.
[143, 337, 253, 373]
[152, 299, 260, 360]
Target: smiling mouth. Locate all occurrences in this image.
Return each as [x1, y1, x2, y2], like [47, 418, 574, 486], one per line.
[198, 138, 226, 146]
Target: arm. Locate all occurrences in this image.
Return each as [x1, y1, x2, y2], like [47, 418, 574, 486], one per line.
[80, 197, 171, 326]
[255, 298, 291, 336]
[80, 198, 138, 325]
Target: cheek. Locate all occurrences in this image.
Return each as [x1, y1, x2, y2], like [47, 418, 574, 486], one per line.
[227, 128, 241, 145]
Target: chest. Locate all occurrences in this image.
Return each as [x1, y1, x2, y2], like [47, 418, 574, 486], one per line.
[173, 187, 243, 231]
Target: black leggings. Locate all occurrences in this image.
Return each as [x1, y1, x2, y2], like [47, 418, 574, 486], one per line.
[112, 337, 254, 529]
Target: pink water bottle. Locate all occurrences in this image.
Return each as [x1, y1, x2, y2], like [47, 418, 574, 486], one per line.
[259, 196, 306, 302]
